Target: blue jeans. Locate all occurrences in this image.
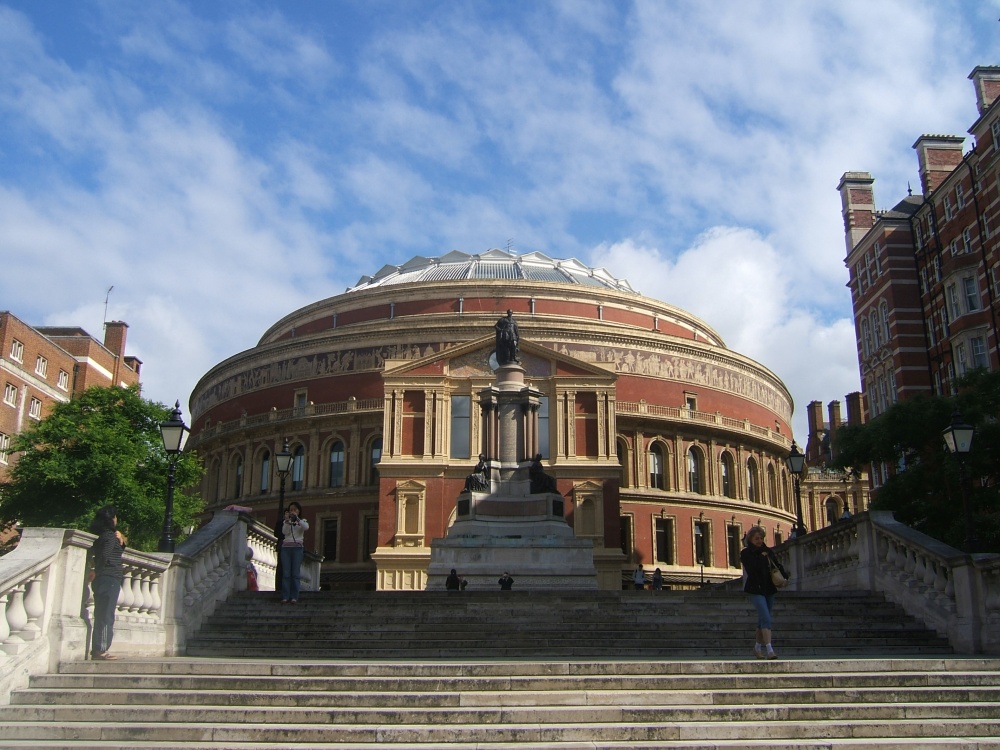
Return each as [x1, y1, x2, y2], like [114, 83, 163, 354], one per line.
[280, 545, 304, 601]
[748, 593, 775, 630]
[91, 575, 121, 655]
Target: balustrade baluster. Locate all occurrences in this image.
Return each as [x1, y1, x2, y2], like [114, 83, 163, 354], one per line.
[0, 593, 11, 652]
[130, 571, 144, 614]
[21, 577, 44, 640]
[119, 569, 135, 613]
[138, 574, 152, 616]
[3, 585, 28, 654]
[149, 575, 162, 618]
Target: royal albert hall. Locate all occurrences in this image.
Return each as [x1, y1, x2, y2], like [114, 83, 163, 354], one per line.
[188, 249, 798, 590]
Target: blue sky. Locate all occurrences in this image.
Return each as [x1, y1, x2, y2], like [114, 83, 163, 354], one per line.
[2, 1, 998, 441]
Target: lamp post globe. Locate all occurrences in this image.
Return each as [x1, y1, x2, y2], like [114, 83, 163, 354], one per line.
[942, 411, 978, 553]
[273, 439, 293, 588]
[158, 401, 189, 553]
[785, 441, 807, 537]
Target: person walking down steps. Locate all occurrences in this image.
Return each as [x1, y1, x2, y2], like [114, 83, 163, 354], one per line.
[740, 525, 788, 660]
[498, 572, 514, 590]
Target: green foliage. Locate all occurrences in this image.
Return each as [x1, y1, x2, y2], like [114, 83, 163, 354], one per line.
[831, 370, 1000, 552]
[0, 385, 204, 552]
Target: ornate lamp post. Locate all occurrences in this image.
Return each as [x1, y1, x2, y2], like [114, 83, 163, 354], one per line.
[785, 441, 807, 537]
[158, 401, 189, 553]
[942, 411, 978, 553]
[273, 439, 293, 586]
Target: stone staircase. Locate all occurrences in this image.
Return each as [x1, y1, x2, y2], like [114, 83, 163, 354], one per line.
[186, 589, 951, 659]
[3, 590, 999, 747]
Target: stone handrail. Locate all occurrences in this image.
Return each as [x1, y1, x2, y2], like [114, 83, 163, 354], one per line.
[778, 510, 1000, 654]
[0, 510, 323, 703]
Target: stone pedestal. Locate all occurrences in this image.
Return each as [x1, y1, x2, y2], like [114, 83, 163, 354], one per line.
[428, 361, 598, 590]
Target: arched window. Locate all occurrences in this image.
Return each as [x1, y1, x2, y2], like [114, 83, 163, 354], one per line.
[879, 301, 890, 343]
[368, 437, 382, 486]
[617, 438, 631, 488]
[648, 443, 665, 490]
[232, 456, 243, 498]
[720, 452, 735, 498]
[861, 319, 871, 358]
[767, 464, 777, 506]
[871, 310, 881, 348]
[746, 457, 760, 503]
[259, 451, 270, 494]
[688, 447, 703, 494]
[291, 445, 305, 491]
[329, 440, 345, 488]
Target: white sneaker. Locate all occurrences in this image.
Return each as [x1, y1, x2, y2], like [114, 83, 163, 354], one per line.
[754, 644, 764, 659]
[766, 647, 777, 660]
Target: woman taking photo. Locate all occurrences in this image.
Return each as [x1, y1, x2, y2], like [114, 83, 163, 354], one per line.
[88, 505, 125, 660]
[280, 502, 309, 604]
[740, 525, 786, 660]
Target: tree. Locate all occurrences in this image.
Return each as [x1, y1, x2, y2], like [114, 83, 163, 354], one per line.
[0, 385, 204, 552]
[831, 370, 1000, 552]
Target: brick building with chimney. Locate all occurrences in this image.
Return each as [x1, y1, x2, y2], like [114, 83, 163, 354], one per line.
[839, 65, 1000, 489]
[0, 312, 141, 480]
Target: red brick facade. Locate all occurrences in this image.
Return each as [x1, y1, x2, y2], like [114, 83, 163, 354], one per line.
[189, 251, 800, 590]
[0, 313, 141, 481]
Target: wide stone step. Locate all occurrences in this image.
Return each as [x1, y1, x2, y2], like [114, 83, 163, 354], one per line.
[7, 658, 998, 747]
[5, 717, 1000, 743]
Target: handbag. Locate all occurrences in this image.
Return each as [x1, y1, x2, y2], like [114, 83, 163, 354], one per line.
[769, 557, 788, 588]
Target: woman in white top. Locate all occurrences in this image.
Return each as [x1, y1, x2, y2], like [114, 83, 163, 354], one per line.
[280, 502, 309, 603]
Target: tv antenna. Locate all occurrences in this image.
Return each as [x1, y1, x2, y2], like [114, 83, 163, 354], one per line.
[103, 286, 114, 330]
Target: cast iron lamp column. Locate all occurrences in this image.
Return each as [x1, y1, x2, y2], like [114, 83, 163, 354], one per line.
[273, 439, 293, 589]
[785, 441, 807, 537]
[158, 401, 190, 553]
[942, 411, 978, 553]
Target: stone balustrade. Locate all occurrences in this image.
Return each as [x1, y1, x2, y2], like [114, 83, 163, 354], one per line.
[779, 510, 1000, 654]
[0, 511, 322, 703]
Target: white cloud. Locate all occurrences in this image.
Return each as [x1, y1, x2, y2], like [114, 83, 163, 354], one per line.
[593, 230, 859, 439]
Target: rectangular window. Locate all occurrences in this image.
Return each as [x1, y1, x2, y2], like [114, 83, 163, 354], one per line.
[943, 195, 953, 221]
[726, 525, 741, 568]
[947, 284, 960, 320]
[10, 339, 23, 363]
[992, 119, 1000, 151]
[693, 521, 710, 566]
[963, 227, 973, 254]
[322, 518, 338, 562]
[971, 337, 989, 369]
[0, 432, 9, 464]
[619, 514, 634, 561]
[956, 344, 968, 375]
[950, 239, 959, 257]
[35, 356, 47, 377]
[57, 370, 69, 391]
[963, 276, 980, 312]
[655, 517, 674, 564]
[537, 396, 550, 459]
[449, 395, 471, 459]
[956, 182, 965, 208]
[28, 397, 42, 420]
[363, 516, 378, 562]
[3, 383, 17, 407]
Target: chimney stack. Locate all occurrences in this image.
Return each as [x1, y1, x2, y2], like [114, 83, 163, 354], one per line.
[837, 172, 875, 253]
[969, 66, 1000, 116]
[845, 392, 864, 427]
[912, 135, 964, 196]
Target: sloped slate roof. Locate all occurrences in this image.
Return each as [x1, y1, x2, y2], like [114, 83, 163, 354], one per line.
[348, 250, 635, 293]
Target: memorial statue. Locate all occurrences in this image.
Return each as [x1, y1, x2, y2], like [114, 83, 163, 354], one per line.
[494, 309, 520, 365]
[463, 454, 490, 492]
[529, 453, 557, 494]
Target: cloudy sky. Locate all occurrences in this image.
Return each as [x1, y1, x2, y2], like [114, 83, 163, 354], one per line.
[2, 1, 997, 440]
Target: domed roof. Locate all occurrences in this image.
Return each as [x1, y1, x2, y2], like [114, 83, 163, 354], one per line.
[347, 249, 635, 294]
